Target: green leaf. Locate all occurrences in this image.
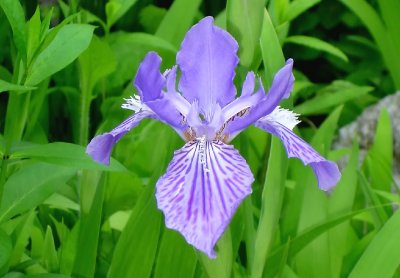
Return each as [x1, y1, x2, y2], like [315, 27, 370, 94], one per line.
[340, 0, 400, 88]
[349, 209, 400, 278]
[0, 228, 12, 270]
[108, 184, 161, 278]
[25, 24, 95, 86]
[0, 0, 27, 63]
[0, 163, 76, 222]
[260, 8, 285, 87]
[294, 106, 342, 277]
[227, 0, 264, 68]
[153, 228, 197, 278]
[106, 0, 138, 29]
[199, 230, 233, 278]
[285, 35, 348, 62]
[26, 6, 42, 65]
[78, 36, 116, 94]
[265, 207, 382, 277]
[155, 0, 201, 48]
[294, 81, 372, 116]
[72, 173, 105, 278]
[283, 0, 321, 22]
[107, 32, 177, 87]
[251, 137, 288, 278]
[25, 275, 71, 278]
[9, 211, 35, 266]
[42, 226, 59, 272]
[327, 140, 360, 277]
[10, 142, 127, 172]
[0, 80, 36, 93]
[367, 109, 393, 192]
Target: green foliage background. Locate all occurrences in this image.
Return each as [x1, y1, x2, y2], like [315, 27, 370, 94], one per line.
[0, 0, 399, 277]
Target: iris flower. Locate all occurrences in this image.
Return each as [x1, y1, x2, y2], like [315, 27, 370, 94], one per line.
[86, 17, 341, 258]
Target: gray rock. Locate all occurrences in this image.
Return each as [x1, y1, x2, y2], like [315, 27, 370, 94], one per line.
[334, 91, 400, 187]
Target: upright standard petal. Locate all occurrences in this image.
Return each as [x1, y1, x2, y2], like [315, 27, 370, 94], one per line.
[255, 119, 341, 191]
[156, 140, 254, 258]
[225, 59, 294, 137]
[134, 53, 186, 130]
[177, 17, 239, 114]
[134, 52, 165, 102]
[86, 110, 153, 165]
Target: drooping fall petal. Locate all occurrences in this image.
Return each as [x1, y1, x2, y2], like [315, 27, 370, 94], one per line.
[155, 140, 254, 257]
[86, 111, 154, 165]
[255, 119, 340, 191]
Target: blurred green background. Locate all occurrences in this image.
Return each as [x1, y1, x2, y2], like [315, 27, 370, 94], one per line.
[0, 0, 399, 277]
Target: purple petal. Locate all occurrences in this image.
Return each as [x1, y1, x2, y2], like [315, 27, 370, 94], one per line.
[86, 111, 153, 165]
[310, 161, 341, 191]
[224, 59, 294, 136]
[177, 17, 238, 113]
[164, 66, 191, 117]
[134, 52, 165, 102]
[155, 140, 254, 258]
[134, 53, 187, 130]
[145, 97, 186, 130]
[221, 72, 264, 132]
[255, 119, 341, 190]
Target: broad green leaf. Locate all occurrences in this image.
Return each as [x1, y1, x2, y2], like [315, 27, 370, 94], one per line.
[265, 207, 380, 277]
[155, 0, 201, 47]
[294, 81, 372, 116]
[0, 0, 27, 63]
[108, 184, 161, 278]
[0, 80, 35, 93]
[0, 228, 12, 270]
[349, 209, 400, 278]
[251, 138, 288, 278]
[25, 275, 70, 278]
[327, 140, 359, 277]
[0, 163, 76, 222]
[107, 32, 177, 87]
[199, 230, 233, 278]
[139, 5, 167, 33]
[106, 0, 138, 29]
[285, 35, 348, 62]
[295, 106, 342, 278]
[227, 0, 264, 68]
[260, 9, 285, 87]
[153, 228, 197, 278]
[25, 24, 94, 86]
[283, 0, 321, 22]
[78, 35, 116, 145]
[43, 194, 79, 211]
[10, 142, 127, 172]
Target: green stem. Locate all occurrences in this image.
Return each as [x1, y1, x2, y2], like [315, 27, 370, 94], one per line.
[78, 83, 92, 146]
[4, 92, 31, 142]
[0, 156, 9, 206]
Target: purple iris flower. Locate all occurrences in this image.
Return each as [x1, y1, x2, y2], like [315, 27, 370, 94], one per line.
[86, 17, 341, 258]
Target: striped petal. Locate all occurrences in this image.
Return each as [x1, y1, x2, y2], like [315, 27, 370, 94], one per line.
[155, 140, 254, 258]
[86, 110, 153, 165]
[255, 119, 341, 191]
